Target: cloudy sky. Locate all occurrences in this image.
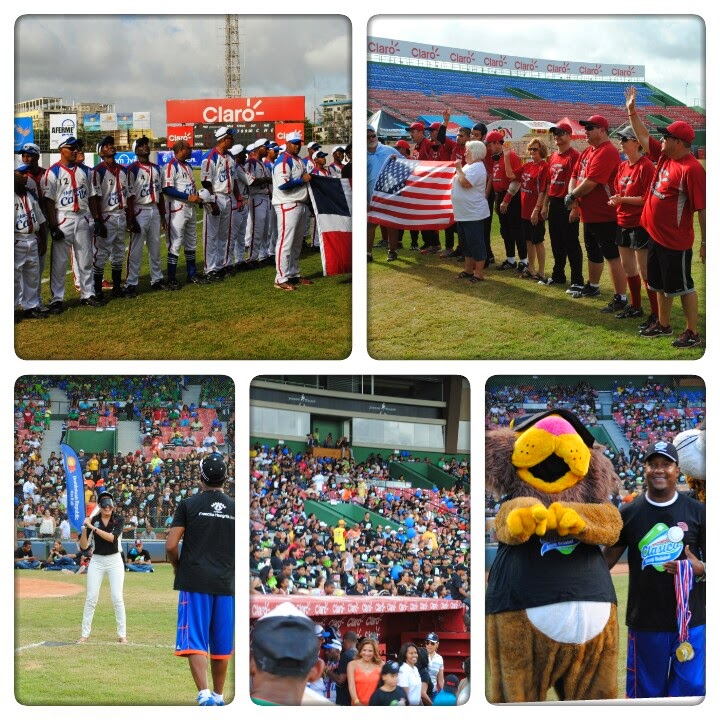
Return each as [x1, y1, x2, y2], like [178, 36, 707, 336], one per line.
[15, 15, 351, 135]
[369, 15, 705, 109]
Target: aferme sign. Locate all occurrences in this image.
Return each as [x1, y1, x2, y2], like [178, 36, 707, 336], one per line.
[167, 96, 305, 124]
[367, 36, 644, 79]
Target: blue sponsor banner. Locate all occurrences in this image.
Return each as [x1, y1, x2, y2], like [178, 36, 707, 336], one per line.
[14, 117, 34, 151]
[114, 152, 136, 166]
[157, 149, 203, 167]
[84, 112, 101, 131]
[60, 443, 85, 532]
[118, 112, 133, 130]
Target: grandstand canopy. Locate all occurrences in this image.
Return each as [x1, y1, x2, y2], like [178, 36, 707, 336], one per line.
[368, 108, 407, 138]
[486, 119, 555, 141]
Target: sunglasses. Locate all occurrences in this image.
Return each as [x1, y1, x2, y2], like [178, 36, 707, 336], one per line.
[620, 137, 636, 143]
[583, 125, 599, 131]
[663, 135, 681, 142]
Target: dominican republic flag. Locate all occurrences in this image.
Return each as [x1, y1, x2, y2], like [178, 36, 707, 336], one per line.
[368, 157, 455, 230]
[308, 176, 352, 276]
[60, 443, 85, 533]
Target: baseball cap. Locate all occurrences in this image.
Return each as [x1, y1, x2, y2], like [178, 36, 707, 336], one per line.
[252, 602, 319, 677]
[618, 127, 638, 141]
[230, 143, 245, 155]
[96, 135, 115, 154]
[407, 121, 426, 132]
[579, 115, 609, 130]
[381, 660, 401, 675]
[97, 492, 115, 508]
[199, 453, 226, 486]
[314, 623, 331, 638]
[308, 141, 320, 150]
[313, 150, 328, 159]
[485, 131, 505, 144]
[214, 126, 235, 141]
[395, 140, 410, 150]
[19, 142, 41, 156]
[58, 135, 80, 150]
[550, 123, 573, 136]
[657, 121, 695, 143]
[426, 632, 439, 643]
[332, 145, 345, 153]
[444, 674, 460, 691]
[245, 140, 257, 153]
[285, 131, 303, 145]
[134, 539, 142, 545]
[429, 121, 442, 131]
[643, 441, 679, 464]
[15, 163, 31, 173]
[322, 638, 343, 651]
[132, 136, 150, 153]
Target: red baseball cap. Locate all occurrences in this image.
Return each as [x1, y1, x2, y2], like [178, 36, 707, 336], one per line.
[550, 122, 573, 135]
[395, 140, 411, 149]
[429, 122, 442, 131]
[485, 131, 505, 144]
[579, 115, 609, 130]
[407, 122, 426, 132]
[657, 121, 695, 143]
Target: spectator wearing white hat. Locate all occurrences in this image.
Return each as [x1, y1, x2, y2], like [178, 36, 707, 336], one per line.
[200, 126, 239, 281]
[244, 138, 273, 269]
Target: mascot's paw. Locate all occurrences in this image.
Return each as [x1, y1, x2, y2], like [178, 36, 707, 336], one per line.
[507, 504, 548, 538]
[547, 502, 586, 536]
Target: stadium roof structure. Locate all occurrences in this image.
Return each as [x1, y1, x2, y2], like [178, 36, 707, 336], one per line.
[368, 108, 407, 138]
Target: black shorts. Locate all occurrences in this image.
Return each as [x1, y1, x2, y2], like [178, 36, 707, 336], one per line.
[647, 238, 695, 297]
[521, 218, 546, 246]
[617, 226, 650, 251]
[583, 221, 620, 263]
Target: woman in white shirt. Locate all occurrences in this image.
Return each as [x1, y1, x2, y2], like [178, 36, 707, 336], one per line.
[397, 642, 422, 705]
[451, 140, 491, 283]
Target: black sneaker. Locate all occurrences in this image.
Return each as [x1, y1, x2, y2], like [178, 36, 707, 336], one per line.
[498, 259, 517, 271]
[23, 307, 49, 320]
[486, 256, 496, 265]
[599, 294, 627, 313]
[550, 277, 567, 285]
[387, 250, 398, 262]
[571, 283, 600, 298]
[48, 301, 65, 315]
[639, 323, 673, 338]
[80, 296, 103, 307]
[638, 313, 657, 330]
[671, 330, 702, 349]
[123, 285, 139, 298]
[150, 281, 167, 291]
[187, 275, 210, 285]
[615, 305, 644, 319]
[566, 283, 584, 294]
[516, 261, 529, 275]
[206, 272, 224, 282]
[374, 239, 388, 248]
[166, 280, 181, 291]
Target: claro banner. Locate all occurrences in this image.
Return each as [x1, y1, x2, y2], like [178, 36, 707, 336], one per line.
[367, 36, 645, 79]
[167, 96, 305, 124]
[166, 125, 195, 148]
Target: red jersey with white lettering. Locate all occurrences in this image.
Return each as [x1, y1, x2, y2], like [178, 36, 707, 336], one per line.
[492, 151, 522, 194]
[519, 161, 548, 220]
[413, 137, 436, 161]
[546, 147, 580, 198]
[640, 137, 706, 250]
[613, 156, 655, 228]
[572, 141, 620, 223]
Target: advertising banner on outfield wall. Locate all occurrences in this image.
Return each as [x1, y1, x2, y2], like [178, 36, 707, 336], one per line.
[367, 36, 644, 79]
[166, 125, 195, 148]
[118, 112, 134, 130]
[275, 122, 305, 144]
[14, 117, 34, 151]
[167, 96, 305, 124]
[100, 112, 118, 131]
[133, 111, 151, 130]
[84, 113, 101, 131]
[49, 114, 78, 149]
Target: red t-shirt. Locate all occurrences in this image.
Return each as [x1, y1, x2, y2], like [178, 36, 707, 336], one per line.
[640, 137, 706, 250]
[519, 161, 548, 220]
[614, 156, 655, 228]
[492, 151, 522, 194]
[437, 137, 457, 161]
[546, 147, 580, 198]
[572, 140, 621, 223]
[413, 137, 435, 161]
[450, 142, 466, 165]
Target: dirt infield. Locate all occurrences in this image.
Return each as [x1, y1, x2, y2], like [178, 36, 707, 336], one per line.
[15, 575, 84, 599]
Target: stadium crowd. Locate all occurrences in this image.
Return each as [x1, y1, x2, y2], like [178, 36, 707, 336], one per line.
[14, 131, 351, 319]
[14, 376, 235, 551]
[369, 86, 705, 349]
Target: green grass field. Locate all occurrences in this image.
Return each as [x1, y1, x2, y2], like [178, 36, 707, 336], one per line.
[367, 226, 705, 360]
[14, 565, 235, 705]
[16, 213, 351, 360]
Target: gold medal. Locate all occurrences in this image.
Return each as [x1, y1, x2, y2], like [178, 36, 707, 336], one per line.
[675, 641, 695, 662]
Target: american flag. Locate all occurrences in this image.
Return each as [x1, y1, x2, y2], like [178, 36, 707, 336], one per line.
[368, 157, 455, 229]
[308, 176, 352, 276]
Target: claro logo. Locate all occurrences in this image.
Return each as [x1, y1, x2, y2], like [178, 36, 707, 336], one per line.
[515, 58, 538, 71]
[276, 131, 302, 140]
[168, 131, 192, 142]
[484, 55, 507, 67]
[547, 62, 570, 73]
[579, 64, 603, 75]
[612, 65, 636, 77]
[412, 45, 440, 59]
[368, 39, 400, 55]
[203, 98, 266, 123]
[450, 51, 475, 64]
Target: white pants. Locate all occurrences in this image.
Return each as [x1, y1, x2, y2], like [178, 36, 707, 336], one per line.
[93, 211, 127, 273]
[246, 194, 271, 261]
[14, 234, 40, 310]
[267, 198, 278, 255]
[81, 553, 126, 638]
[166, 203, 197, 256]
[50, 212, 94, 302]
[229, 200, 249, 266]
[126, 205, 163, 285]
[202, 193, 232, 273]
[275, 202, 309, 283]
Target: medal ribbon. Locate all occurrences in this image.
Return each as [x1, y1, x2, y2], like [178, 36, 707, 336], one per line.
[674, 559, 694, 643]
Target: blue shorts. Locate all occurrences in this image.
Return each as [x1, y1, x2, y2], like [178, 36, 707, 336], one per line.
[626, 625, 705, 698]
[175, 590, 234, 660]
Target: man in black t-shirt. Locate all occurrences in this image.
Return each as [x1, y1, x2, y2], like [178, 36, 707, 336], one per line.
[327, 631, 357, 705]
[448, 565, 470, 607]
[166, 453, 235, 707]
[604, 441, 705, 699]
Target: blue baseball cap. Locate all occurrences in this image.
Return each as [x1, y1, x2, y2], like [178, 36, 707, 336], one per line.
[58, 135, 80, 149]
[15, 163, 31, 173]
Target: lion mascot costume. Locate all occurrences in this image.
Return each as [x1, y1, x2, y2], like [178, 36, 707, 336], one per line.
[486, 409, 622, 702]
[675, 423, 705, 503]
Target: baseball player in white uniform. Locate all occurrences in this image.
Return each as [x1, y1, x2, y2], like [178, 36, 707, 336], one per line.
[14, 163, 48, 321]
[327, 146, 346, 178]
[200, 127, 238, 280]
[124, 136, 167, 296]
[272, 131, 312, 291]
[264, 143, 280, 259]
[162, 139, 208, 289]
[244, 139, 273, 267]
[90, 135, 134, 303]
[228, 143, 249, 271]
[44, 135, 101, 311]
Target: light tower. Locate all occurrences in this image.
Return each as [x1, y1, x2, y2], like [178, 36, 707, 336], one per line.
[224, 15, 242, 97]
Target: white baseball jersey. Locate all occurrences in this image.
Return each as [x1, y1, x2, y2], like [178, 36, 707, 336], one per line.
[244, 155, 270, 196]
[163, 156, 199, 258]
[15, 190, 45, 236]
[201, 148, 235, 195]
[272, 154, 310, 205]
[15, 190, 45, 310]
[126, 161, 163, 207]
[327, 162, 344, 178]
[92, 161, 132, 214]
[126, 161, 164, 286]
[43, 162, 95, 215]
